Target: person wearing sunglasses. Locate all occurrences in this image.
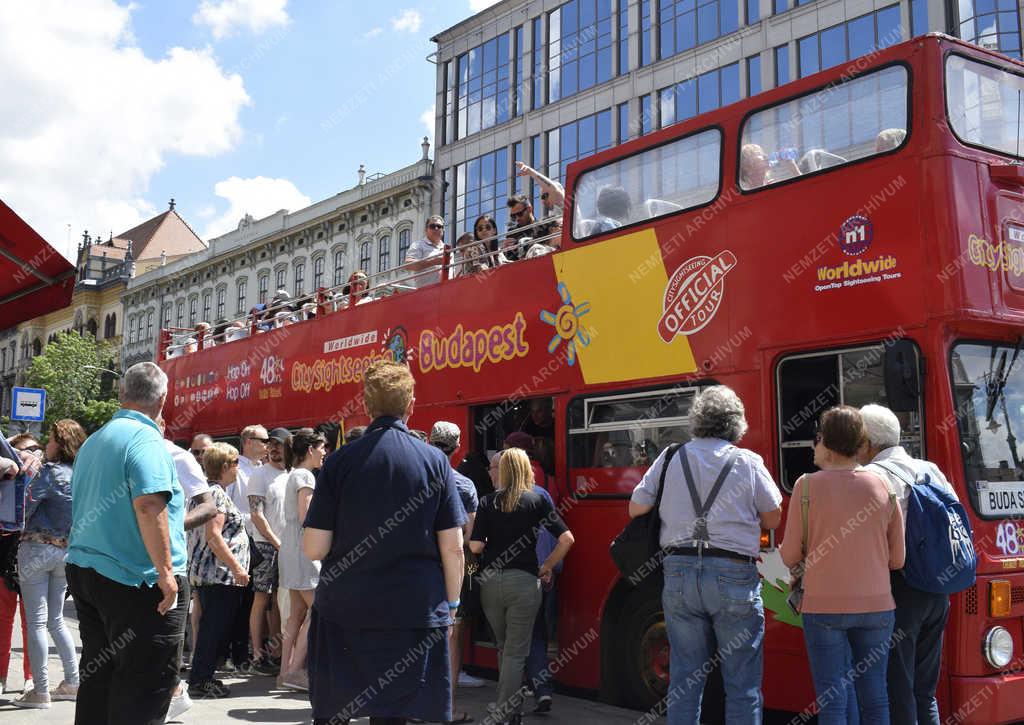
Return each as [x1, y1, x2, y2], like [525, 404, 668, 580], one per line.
[514, 161, 565, 214]
[403, 215, 447, 289]
[470, 214, 508, 271]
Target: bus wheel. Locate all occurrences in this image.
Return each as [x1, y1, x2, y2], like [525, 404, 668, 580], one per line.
[616, 587, 669, 709]
[615, 586, 725, 721]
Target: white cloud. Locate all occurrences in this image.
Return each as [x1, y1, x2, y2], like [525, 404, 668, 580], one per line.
[193, 0, 289, 40]
[420, 104, 435, 144]
[0, 1, 250, 260]
[362, 26, 383, 39]
[390, 9, 422, 33]
[469, 0, 502, 11]
[202, 176, 311, 240]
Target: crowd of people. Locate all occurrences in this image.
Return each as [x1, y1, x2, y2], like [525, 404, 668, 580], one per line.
[0, 359, 575, 725]
[0, 361, 971, 725]
[166, 161, 565, 358]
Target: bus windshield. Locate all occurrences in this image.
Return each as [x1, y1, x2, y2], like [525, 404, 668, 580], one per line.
[946, 54, 1024, 159]
[951, 342, 1024, 519]
[739, 64, 908, 190]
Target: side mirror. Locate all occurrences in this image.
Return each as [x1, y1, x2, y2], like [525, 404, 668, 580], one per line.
[884, 339, 921, 411]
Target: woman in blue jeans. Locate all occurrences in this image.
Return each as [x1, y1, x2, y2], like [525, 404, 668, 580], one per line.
[781, 406, 905, 724]
[13, 419, 86, 709]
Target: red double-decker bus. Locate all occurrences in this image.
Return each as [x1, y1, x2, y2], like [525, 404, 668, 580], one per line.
[161, 34, 1024, 722]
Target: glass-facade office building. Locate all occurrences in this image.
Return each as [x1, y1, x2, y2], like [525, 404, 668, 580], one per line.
[431, 0, 1024, 239]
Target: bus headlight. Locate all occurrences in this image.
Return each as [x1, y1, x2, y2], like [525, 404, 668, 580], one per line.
[983, 626, 1014, 669]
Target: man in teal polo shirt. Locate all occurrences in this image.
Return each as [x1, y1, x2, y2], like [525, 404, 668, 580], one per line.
[66, 361, 188, 725]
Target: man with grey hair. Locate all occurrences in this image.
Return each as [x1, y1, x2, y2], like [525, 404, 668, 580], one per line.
[629, 385, 782, 725]
[66, 361, 189, 725]
[858, 403, 957, 725]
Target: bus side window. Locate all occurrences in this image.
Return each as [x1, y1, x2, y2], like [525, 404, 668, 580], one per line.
[776, 344, 924, 492]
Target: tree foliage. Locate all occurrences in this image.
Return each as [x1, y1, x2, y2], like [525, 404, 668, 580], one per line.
[25, 332, 118, 433]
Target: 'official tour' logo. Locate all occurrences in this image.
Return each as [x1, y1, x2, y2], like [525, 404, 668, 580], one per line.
[658, 250, 737, 341]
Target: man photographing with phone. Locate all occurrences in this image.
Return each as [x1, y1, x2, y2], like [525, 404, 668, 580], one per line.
[66, 362, 188, 725]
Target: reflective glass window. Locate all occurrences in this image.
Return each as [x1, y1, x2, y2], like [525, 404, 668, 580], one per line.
[572, 127, 720, 239]
[740, 64, 909, 191]
[455, 33, 513, 140]
[377, 236, 391, 273]
[454, 147, 511, 239]
[797, 5, 902, 79]
[548, 0, 616, 104]
[747, 54, 762, 96]
[958, 0, 1021, 58]
[946, 54, 1024, 158]
[547, 109, 614, 184]
[774, 44, 789, 86]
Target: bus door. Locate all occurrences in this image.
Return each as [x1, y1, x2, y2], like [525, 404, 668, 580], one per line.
[460, 396, 558, 660]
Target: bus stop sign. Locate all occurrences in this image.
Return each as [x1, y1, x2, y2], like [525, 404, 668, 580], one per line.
[11, 387, 46, 422]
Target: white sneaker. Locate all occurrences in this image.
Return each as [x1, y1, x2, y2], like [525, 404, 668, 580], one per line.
[12, 689, 50, 709]
[165, 682, 193, 722]
[458, 671, 487, 688]
[51, 681, 79, 701]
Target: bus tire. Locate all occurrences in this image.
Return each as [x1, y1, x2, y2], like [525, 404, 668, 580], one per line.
[615, 585, 725, 721]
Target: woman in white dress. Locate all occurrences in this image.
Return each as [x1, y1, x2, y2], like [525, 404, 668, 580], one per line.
[278, 428, 325, 692]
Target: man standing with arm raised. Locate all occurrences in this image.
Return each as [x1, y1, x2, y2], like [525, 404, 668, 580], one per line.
[66, 362, 189, 725]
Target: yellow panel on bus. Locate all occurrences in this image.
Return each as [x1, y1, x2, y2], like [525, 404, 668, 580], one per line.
[552, 228, 697, 385]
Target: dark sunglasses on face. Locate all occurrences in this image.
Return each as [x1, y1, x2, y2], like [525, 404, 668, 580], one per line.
[191, 449, 205, 456]
[249, 437, 269, 444]
[17, 445, 42, 453]
[511, 207, 529, 219]
[428, 223, 444, 230]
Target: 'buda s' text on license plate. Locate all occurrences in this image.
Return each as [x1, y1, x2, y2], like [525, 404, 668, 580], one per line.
[977, 480, 1024, 517]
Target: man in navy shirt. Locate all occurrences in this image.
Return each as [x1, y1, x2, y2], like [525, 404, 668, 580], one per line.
[303, 360, 466, 725]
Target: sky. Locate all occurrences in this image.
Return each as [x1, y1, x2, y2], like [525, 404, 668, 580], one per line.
[0, 0, 502, 261]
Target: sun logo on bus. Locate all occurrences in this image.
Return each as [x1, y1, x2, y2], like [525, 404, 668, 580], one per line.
[540, 282, 591, 366]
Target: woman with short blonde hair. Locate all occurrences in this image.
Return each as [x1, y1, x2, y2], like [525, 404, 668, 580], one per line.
[470, 448, 575, 725]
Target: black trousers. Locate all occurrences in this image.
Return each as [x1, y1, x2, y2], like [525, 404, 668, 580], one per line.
[888, 572, 950, 725]
[190, 583, 247, 684]
[66, 564, 188, 725]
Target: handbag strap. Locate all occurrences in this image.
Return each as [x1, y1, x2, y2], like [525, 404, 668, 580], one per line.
[800, 475, 810, 558]
[680, 446, 739, 548]
[653, 443, 682, 513]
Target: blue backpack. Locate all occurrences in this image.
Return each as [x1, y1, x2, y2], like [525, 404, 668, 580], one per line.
[873, 461, 977, 594]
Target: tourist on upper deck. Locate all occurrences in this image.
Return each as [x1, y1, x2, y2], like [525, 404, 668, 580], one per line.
[404, 215, 446, 288]
[525, 220, 561, 258]
[875, 128, 906, 153]
[473, 214, 509, 269]
[629, 384, 783, 725]
[780, 406, 905, 725]
[503, 194, 547, 260]
[453, 233, 489, 276]
[591, 186, 631, 234]
[225, 320, 248, 342]
[195, 322, 214, 349]
[514, 161, 565, 213]
[343, 270, 371, 307]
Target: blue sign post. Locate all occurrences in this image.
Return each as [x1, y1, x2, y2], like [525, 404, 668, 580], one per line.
[11, 387, 46, 422]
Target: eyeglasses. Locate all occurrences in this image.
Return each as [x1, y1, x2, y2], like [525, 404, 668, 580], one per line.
[249, 437, 269, 444]
[190, 449, 205, 456]
[510, 207, 529, 219]
[428, 223, 445, 230]
[16, 445, 42, 453]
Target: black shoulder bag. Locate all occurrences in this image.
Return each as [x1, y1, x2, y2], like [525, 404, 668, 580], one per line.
[610, 443, 681, 585]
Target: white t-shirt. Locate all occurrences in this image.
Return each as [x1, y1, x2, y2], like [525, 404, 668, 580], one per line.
[265, 470, 289, 543]
[226, 458, 256, 532]
[404, 238, 444, 288]
[246, 463, 290, 543]
[164, 439, 210, 500]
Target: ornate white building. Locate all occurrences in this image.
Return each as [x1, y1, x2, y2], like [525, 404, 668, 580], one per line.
[121, 145, 435, 366]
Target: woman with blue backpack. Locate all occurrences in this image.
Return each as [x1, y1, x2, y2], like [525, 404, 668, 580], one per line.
[858, 404, 976, 725]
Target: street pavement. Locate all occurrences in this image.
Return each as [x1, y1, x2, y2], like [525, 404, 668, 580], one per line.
[1, 598, 664, 724]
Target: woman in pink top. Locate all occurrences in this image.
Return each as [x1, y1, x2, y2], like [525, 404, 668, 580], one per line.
[781, 406, 905, 725]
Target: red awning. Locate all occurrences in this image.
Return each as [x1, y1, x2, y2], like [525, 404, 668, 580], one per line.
[0, 200, 75, 327]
